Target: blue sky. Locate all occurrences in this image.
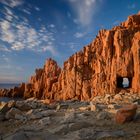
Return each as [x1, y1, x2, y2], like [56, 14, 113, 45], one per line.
[0, 0, 140, 83]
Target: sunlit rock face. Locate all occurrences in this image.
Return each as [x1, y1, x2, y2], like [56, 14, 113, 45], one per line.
[0, 12, 140, 101]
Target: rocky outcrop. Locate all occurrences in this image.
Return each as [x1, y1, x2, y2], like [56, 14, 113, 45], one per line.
[0, 12, 140, 101]
[23, 58, 61, 99]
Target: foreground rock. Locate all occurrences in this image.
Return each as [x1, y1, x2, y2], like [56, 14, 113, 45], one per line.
[115, 104, 137, 124]
[0, 96, 140, 140]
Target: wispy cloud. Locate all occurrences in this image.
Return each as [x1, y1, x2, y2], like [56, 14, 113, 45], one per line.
[0, 4, 57, 56]
[68, 0, 102, 26]
[42, 45, 58, 56]
[0, 0, 24, 8]
[74, 32, 86, 38]
[22, 8, 31, 15]
[61, 42, 79, 52]
[49, 24, 55, 28]
[34, 6, 40, 11]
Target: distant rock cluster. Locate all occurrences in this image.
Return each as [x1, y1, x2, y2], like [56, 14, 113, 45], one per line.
[0, 12, 140, 102]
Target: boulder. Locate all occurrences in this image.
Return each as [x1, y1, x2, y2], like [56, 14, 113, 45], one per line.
[15, 101, 31, 111]
[5, 107, 23, 119]
[115, 104, 137, 124]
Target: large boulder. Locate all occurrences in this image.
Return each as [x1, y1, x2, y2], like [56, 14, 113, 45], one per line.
[115, 104, 137, 124]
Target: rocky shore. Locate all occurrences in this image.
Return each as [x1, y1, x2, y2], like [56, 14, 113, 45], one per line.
[0, 92, 140, 140]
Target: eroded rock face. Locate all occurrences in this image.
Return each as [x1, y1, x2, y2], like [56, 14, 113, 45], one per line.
[0, 12, 140, 101]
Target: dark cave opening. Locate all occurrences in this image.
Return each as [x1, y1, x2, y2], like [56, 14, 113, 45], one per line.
[117, 77, 132, 88]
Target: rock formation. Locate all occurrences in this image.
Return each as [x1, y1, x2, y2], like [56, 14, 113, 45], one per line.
[0, 12, 140, 101]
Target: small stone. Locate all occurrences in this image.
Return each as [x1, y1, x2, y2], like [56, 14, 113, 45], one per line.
[108, 104, 115, 109]
[38, 117, 51, 126]
[114, 94, 122, 101]
[104, 94, 112, 104]
[56, 104, 61, 110]
[27, 110, 43, 120]
[108, 104, 120, 109]
[79, 106, 90, 111]
[7, 100, 16, 108]
[90, 102, 96, 111]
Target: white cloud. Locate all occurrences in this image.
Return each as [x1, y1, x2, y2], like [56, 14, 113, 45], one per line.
[0, 8, 57, 55]
[11, 42, 24, 50]
[3, 7, 14, 21]
[34, 6, 40, 11]
[49, 24, 55, 28]
[22, 9, 31, 15]
[0, 20, 15, 44]
[74, 32, 86, 38]
[42, 45, 58, 56]
[68, 0, 101, 26]
[69, 42, 79, 52]
[0, 0, 24, 8]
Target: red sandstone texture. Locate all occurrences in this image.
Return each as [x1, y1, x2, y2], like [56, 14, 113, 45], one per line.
[0, 12, 140, 101]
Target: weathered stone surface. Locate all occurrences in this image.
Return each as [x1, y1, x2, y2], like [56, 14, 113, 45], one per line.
[0, 113, 5, 121]
[96, 111, 111, 120]
[15, 101, 31, 111]
[5, 108, 23, 119]
[1, 99, 140, 139]
[115, 104, 137, 124]
[0, 12, 140, 101]
[38, 117, 51, 126]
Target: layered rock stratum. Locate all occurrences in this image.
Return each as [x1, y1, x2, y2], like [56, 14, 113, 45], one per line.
[0, 12, 140, 101]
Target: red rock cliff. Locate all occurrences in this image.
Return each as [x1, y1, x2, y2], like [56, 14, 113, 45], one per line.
[0, 12, 140, 101]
